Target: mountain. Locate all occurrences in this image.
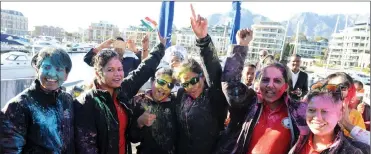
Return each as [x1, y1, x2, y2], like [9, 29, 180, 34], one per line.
[207, 9, 369, 39]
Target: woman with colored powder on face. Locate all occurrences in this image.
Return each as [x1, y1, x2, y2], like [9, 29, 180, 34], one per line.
[288, 86, 369, 154]
[170, 4, 228, 154]
[129, 67, 179, 154]
[73, 32, 166, 154]
[0, 48, 74, 153]
[324, 72, 366, 138]
[215, 29, 308, 153]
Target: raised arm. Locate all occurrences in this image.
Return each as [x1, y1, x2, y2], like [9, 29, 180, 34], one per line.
[221, 29, 256, 126]
[83, 39, 116, 67]
[190, 4, 221, 88]
[119, 33, 166, 101]
[0, 100, 28, 154]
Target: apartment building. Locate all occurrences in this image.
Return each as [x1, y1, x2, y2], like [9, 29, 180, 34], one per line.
[33, 25, 65, 42]
[1, 9, 28, 36]
[290, 40, 328, 58]
[250, 21, 286, 63]
[175, 25, 231, 56]
[88, 21, 120, 43]
[328, 23, 370, 68]
[123, 25, 158, 49]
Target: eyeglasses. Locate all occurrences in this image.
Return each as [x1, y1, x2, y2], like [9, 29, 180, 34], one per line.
[181, 75, 201, 88]
[156, 79, 174, 89]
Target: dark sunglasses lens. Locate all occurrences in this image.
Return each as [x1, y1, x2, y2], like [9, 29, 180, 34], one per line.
[190, 77, 199, 85]
[168, 83, 174, 89]
[182, 83, 189, 88]
[157, 79, 166, 86]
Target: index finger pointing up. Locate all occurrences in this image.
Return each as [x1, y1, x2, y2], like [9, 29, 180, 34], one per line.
[190, 4, 196, 20]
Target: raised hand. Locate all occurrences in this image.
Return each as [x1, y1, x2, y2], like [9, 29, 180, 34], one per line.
[157, 31, 166, 46]
[98, 38, 115, 49]
[142, 33, 150, 51]
[236, 28, 253, 46]
[127, 38, 137, 53]
[190, 4, 208, 39]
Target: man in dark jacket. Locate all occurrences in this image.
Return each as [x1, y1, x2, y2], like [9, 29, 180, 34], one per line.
[0, 47, 75, 153]
[288, 54, 308, 101]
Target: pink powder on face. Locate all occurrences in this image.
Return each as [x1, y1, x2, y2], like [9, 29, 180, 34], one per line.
[306, 95, 342, 136]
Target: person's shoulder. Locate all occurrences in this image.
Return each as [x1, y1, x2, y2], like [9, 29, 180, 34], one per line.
[300, 70, 309, 76]
[1, 88, 32, 113]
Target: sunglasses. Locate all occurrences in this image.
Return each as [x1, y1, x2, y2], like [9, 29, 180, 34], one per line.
[181, 74, 201, 88]
[156, 79, 174, 89]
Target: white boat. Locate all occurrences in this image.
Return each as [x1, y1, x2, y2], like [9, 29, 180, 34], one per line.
[1, 51, 36, 79]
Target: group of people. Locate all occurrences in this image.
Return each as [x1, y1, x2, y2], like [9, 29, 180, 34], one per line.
[1, 4, 370, 154]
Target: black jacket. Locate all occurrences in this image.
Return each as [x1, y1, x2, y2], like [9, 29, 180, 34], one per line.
[130, 90, 178, 154]
[0, 79, 75, 154]
[74, 43, 165, 154]
[289, 70, 308, 101]
[174, 34, 228, 154]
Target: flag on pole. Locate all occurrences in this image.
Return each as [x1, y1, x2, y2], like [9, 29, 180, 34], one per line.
[229, 1, 241, 45]
[158, 1, 175, 48]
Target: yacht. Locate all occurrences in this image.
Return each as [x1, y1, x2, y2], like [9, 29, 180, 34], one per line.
[1, 51, 36, 79]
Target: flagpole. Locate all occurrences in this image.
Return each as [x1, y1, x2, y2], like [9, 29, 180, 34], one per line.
[294, 21, 300, 55]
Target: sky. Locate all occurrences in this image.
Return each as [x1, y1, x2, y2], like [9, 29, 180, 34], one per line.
[1, 2, 370, 32]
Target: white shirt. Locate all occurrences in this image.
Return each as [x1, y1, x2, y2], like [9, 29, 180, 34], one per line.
[291, 70, 300, 88]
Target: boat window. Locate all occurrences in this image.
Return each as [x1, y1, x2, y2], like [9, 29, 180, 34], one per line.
[16, 55, 28, 61]
[6, 55, 17, 61]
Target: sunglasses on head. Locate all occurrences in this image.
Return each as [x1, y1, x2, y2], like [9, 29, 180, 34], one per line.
[181, 74, 202, 88]
[156, 79, 174, 89]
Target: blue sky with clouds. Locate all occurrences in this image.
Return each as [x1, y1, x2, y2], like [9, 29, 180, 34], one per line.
[2, 2, 369, 32]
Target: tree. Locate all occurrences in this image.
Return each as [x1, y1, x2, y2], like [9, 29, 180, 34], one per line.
[314, 36, 329, 42]
[290, 32, 308, 42]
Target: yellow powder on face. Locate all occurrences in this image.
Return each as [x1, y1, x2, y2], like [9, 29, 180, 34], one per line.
[174, 66, 191, 80]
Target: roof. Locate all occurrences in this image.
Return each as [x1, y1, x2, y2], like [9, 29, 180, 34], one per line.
[1, 9, 24, 16]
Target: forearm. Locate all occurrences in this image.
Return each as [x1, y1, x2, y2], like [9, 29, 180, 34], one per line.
[196, 34, 222, 88]
[221, 45, 248, 82]
[350, 126, 370, 145]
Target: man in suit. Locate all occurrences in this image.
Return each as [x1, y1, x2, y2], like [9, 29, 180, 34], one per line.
[288, 54, 308, 101]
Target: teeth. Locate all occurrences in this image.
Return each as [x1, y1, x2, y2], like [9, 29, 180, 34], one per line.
[46, 78, 57, 82]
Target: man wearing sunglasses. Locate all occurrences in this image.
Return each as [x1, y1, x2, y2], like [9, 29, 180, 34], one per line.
[130, 67, 178, 154]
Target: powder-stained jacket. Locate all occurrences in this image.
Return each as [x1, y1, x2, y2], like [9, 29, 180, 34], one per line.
[130, 90, 178, 154]
[74, 43, 165, 154]
[174, 34, 228, 154]
[288, 126, 370, 154]
[214, 45, 309, 154]
[0, 79, 75, 154]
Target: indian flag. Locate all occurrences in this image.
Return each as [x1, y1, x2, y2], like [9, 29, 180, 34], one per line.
[140, 17, 158, 31]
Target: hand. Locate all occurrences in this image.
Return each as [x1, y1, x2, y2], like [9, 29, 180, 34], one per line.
[357, 103, 365, 114]
[339, 105, 355, 132]
[127, 39, 137, 53]
[190, 4, 208, 39]
[141, 34, 150, 51]
[98, 38, 115, 50]
[236, 29, 253, 46]
[137, 111, 156, 128]
[157, 31, 166, 46]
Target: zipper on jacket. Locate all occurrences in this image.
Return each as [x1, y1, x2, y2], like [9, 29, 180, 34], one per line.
[241, 103, 263, 153]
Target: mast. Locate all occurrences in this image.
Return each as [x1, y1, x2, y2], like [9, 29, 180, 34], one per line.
[325, 15, 340, 73]
[279, 20, 290, 61]
[294, 21, 300, 54]
[340, 14, 348, 69]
